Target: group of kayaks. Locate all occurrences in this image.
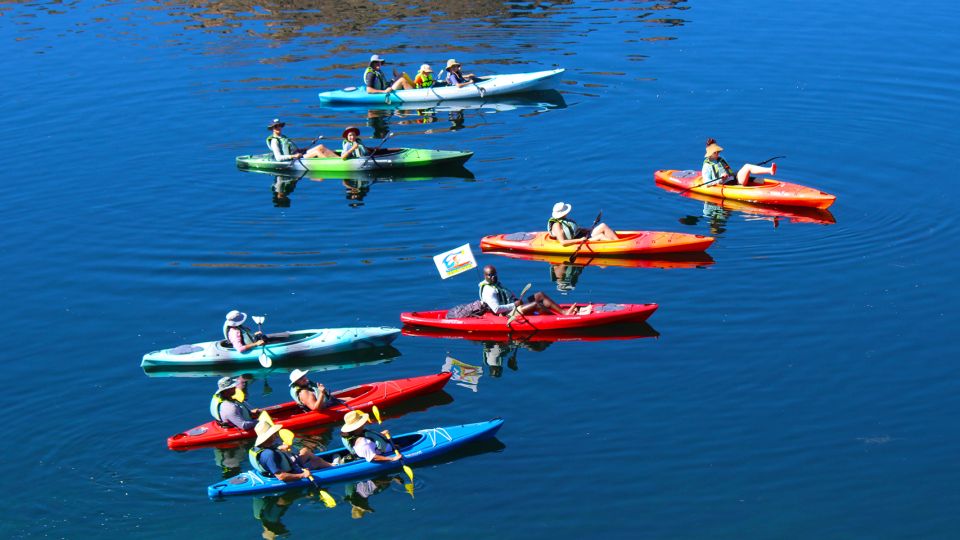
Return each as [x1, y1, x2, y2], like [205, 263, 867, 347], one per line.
[184, 63, 839, 502]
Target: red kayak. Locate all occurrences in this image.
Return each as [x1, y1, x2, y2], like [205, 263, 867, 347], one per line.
[400, 303, 658, 332]
[167, 372, 451, 450]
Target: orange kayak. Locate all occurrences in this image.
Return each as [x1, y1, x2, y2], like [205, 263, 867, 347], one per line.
[654, 169, 836, 209]
[479, 230, 714, 256]
[656, 181, 836, 225]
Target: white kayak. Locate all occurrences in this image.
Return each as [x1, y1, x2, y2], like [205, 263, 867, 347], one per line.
[318, 69, 564, 105]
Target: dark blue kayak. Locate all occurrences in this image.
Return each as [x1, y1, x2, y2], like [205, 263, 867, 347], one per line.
[207, 419, 504, 498]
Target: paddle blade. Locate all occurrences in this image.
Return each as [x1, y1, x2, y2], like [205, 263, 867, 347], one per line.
[278, 429, 295, 447]
[403, 464, 414, 483]
[258, 411, 274, 425]
[372, 406, 383, 424]
[519, 283, 532, 300]
[405, 481, 415, 498]
[234, 386, 246, 403]
[252, 315, 265, 325]
[259, 351, 271, 368]
[318, 489, 337, 508]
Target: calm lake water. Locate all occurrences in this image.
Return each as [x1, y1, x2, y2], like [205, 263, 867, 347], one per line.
[3, 0, 959, 538]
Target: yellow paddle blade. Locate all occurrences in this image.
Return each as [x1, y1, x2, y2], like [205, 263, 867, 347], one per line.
[278, 429, 295, 447]
[318, 489, 337, 508]
[403, 464, 414, 483]
[405, 482, 415, 498]
[258, 411, 274, 426]
[234, 386, 246, 403]
[372, 405, 382, 424]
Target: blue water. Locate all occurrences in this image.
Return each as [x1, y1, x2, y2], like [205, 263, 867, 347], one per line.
[3, 0, 959, 537]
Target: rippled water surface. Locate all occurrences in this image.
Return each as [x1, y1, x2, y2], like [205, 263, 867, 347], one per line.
[2, 0, 959, 538]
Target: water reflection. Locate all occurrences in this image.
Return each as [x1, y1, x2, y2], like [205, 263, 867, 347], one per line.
[271, 175, 300, 208]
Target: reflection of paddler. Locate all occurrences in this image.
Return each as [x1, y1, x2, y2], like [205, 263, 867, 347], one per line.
[343, 179, 372, 204]
[214, 442, 251, 478]
[253, 493, 294, 539]
[702, 202, 730, 235]
[483, 342, 511, 377]
[344, 477, 401, 519]
[549, 261, 583, 293]
[271, 175, 298, 208]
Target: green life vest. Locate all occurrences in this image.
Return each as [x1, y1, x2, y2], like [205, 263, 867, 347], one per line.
[248, 446, 296, 476]
[289, 381, 330, 410]
[479, 279, 511, 305]
[209, 393, 252, 425]
[364, 67, 388, 90]
[703, 156, 734, 181]
[222, 323, 256, 345]
[341, 429, 391, 457]
[547, 217, 579, 240]
[266, 134, 294, 157]
[416, 72, 435, 88]
[341, 138, 368, 158]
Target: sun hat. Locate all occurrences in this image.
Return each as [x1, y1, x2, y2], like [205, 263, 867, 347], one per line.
[551, 202, 572, 219]
[705, 142, 723, 157]
[225, 310, 247, 327]
[254, 420, 285, 447]
[217, 376, 240, 394]
[289, 369, 309, 386]
[445, 59, 461, 71]
[369, 54, 386, 64]
[267, 118, 285, 130]
[342, 126, 361, 139]
[419, 63, 432, 73]
[342, 410, 371, 433]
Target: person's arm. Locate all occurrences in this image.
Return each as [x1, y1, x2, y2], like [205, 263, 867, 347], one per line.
[481, 285, 518, 315]
[221, 402, 258, 430]
[228, 327, 264, 353]
[341, 142, 357, 160]
[701, 162, 720, 185]
[298, 386, 325, 411]
[551, 222, 585, 246]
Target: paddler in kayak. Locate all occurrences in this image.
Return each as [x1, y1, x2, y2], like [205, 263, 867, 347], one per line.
[340, 410, 402, 463]
[413, 64, 435, 88]
[703, 138, 776, 186]
[444, 59, 477, 88]
[211, 376, 259, 430]
[480, 265, 575, 316]
[250, 419, 332, 482]
[364, 54, 414, 94]
[548, 202, 618, 246]
[340, 126, 368, 160]
[289, 369, 335, 412]
[266, 119, 337, 160]
[223, 310, 266, 353]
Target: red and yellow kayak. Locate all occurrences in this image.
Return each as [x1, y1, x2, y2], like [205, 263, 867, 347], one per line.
[654, 169, 836, 209]
[656, 181, 837, 225]
[480, 231, 713, 256]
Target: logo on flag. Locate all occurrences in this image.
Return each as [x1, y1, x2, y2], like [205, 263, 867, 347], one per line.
[433, 243, 477, 279]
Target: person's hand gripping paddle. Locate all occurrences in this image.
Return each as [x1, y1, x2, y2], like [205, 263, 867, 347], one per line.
[258, 411, 336, 507]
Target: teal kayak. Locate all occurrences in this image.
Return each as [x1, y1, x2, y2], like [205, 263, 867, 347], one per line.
[208, 419, 503, 498]
[141, 327, 400, 370]
[236, 148, 473, 173]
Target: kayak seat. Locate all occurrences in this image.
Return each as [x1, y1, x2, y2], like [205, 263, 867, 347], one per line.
[219, 339, 235, 350]
[170, 344, 204, 355]
[503, 232, 536, 241]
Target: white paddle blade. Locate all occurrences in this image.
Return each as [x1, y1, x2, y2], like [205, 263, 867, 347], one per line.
[252, 315, 265, 325]
[519, 283, 532, 299]
[259, 351, 272, 368]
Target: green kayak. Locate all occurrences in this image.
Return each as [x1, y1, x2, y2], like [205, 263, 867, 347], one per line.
[236, 147, 473, 173]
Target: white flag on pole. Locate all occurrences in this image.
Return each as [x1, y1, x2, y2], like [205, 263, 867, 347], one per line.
[433, 243, 477, 279]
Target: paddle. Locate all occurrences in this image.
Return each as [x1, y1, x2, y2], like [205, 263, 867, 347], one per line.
[258, 411, 337, 508]
[565, 210, 603, 263]
[252, 315, 270, 368]
[677, 155, 786, 195]
[360, 132, 394, 168]
[505, 283, 533, 327]
[370, 405, 415, 494]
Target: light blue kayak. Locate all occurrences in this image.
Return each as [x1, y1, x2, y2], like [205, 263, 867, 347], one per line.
[318, 69, 564, 105]
[207, 419, 504, 498]
[140, 327, 400, 369]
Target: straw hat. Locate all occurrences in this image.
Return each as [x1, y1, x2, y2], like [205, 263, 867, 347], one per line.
[369, 54, 386, 65]
[254, 419, 284, 447]
[342, 410, 371, 433]
[419, 64, 432, 73]
[225, 310, 247, 327]
[267, 118, 285, 130]
[342, 126, 361, 139]
[216, 376, 240, 394]
[445, 59, 461, 71]
[705, 142, 723, 157]
[551, 202, 572, 219]
[289, 369, 309, 386]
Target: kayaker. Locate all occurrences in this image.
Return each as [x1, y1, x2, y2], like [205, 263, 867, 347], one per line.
[289, 369, 334, 412]
[548, 202, 618, 246]
[444, 59, 476, 88]
[339, 410, 402, 463]
[364, 54, 414, 94]
[223, 310, 265, 353]
[702, 138, 776, 187]
[211, 376, 258, 430]
[340, 126, 368, 159]
[266, 119, 337, 160]
[249, 419, 332, 483]
[479, 264, 574, 316]
[413, 64, 435, 88]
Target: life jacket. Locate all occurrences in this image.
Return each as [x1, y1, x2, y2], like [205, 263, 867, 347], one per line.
[415, 72, 435, 88]
[342, 139, 368, 157]
[446, 70, 465, 85]
[547, 217, 579, 240]
[479, 279, 511, 306]
[222, 323, 256, 346]
[210, 393, 252, 426]
[340, 429, 391, 457]
[266, 134, 294, 157]
[248, 446, 297, 476]
[289, 381, 330, 410]
[364, 67, 388, 90]
[703, 156, 734, 181]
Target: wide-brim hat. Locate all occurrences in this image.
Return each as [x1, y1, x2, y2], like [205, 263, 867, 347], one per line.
[551, 202, 572, 219]
[419, 64, 432, 73]
[342, 126, 361, 139]
[254, 420, 284, 447]
[217, 376, 240, 394]
[369, 54, 386, 65]
[705, 143, 723, 157]
[342, 410, 370, 433]
[225, 310, 247, 327]
[267, 118, 285, 130]
[445, 59, 461, 71]
[289, 369, 309, 386]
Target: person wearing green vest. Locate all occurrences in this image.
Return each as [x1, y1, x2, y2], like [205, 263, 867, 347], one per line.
[479, 264, 574, 317]
[266, 118, 336, 161]
[364, 54, 414, 94]
[702, 138, 776, 186]
[547, 202, 618, 246]
[413, 64, 435, 88]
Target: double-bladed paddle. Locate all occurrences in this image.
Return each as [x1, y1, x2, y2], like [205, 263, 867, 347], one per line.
[251, 315, 271, 368]
[360, 132, 394, 168]
[257, 411, 337, 507]
[565, 210, 603, 263]
[677, 155, 786, 195]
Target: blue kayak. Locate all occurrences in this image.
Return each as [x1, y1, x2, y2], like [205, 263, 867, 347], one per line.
[207, 419, 504, 498]
[141, 327, 400, 369]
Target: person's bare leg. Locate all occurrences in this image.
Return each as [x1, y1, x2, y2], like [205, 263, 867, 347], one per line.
[590, 223, 618, 240]
[304, 144, 337, 158]
[737, 164, 774, 186]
